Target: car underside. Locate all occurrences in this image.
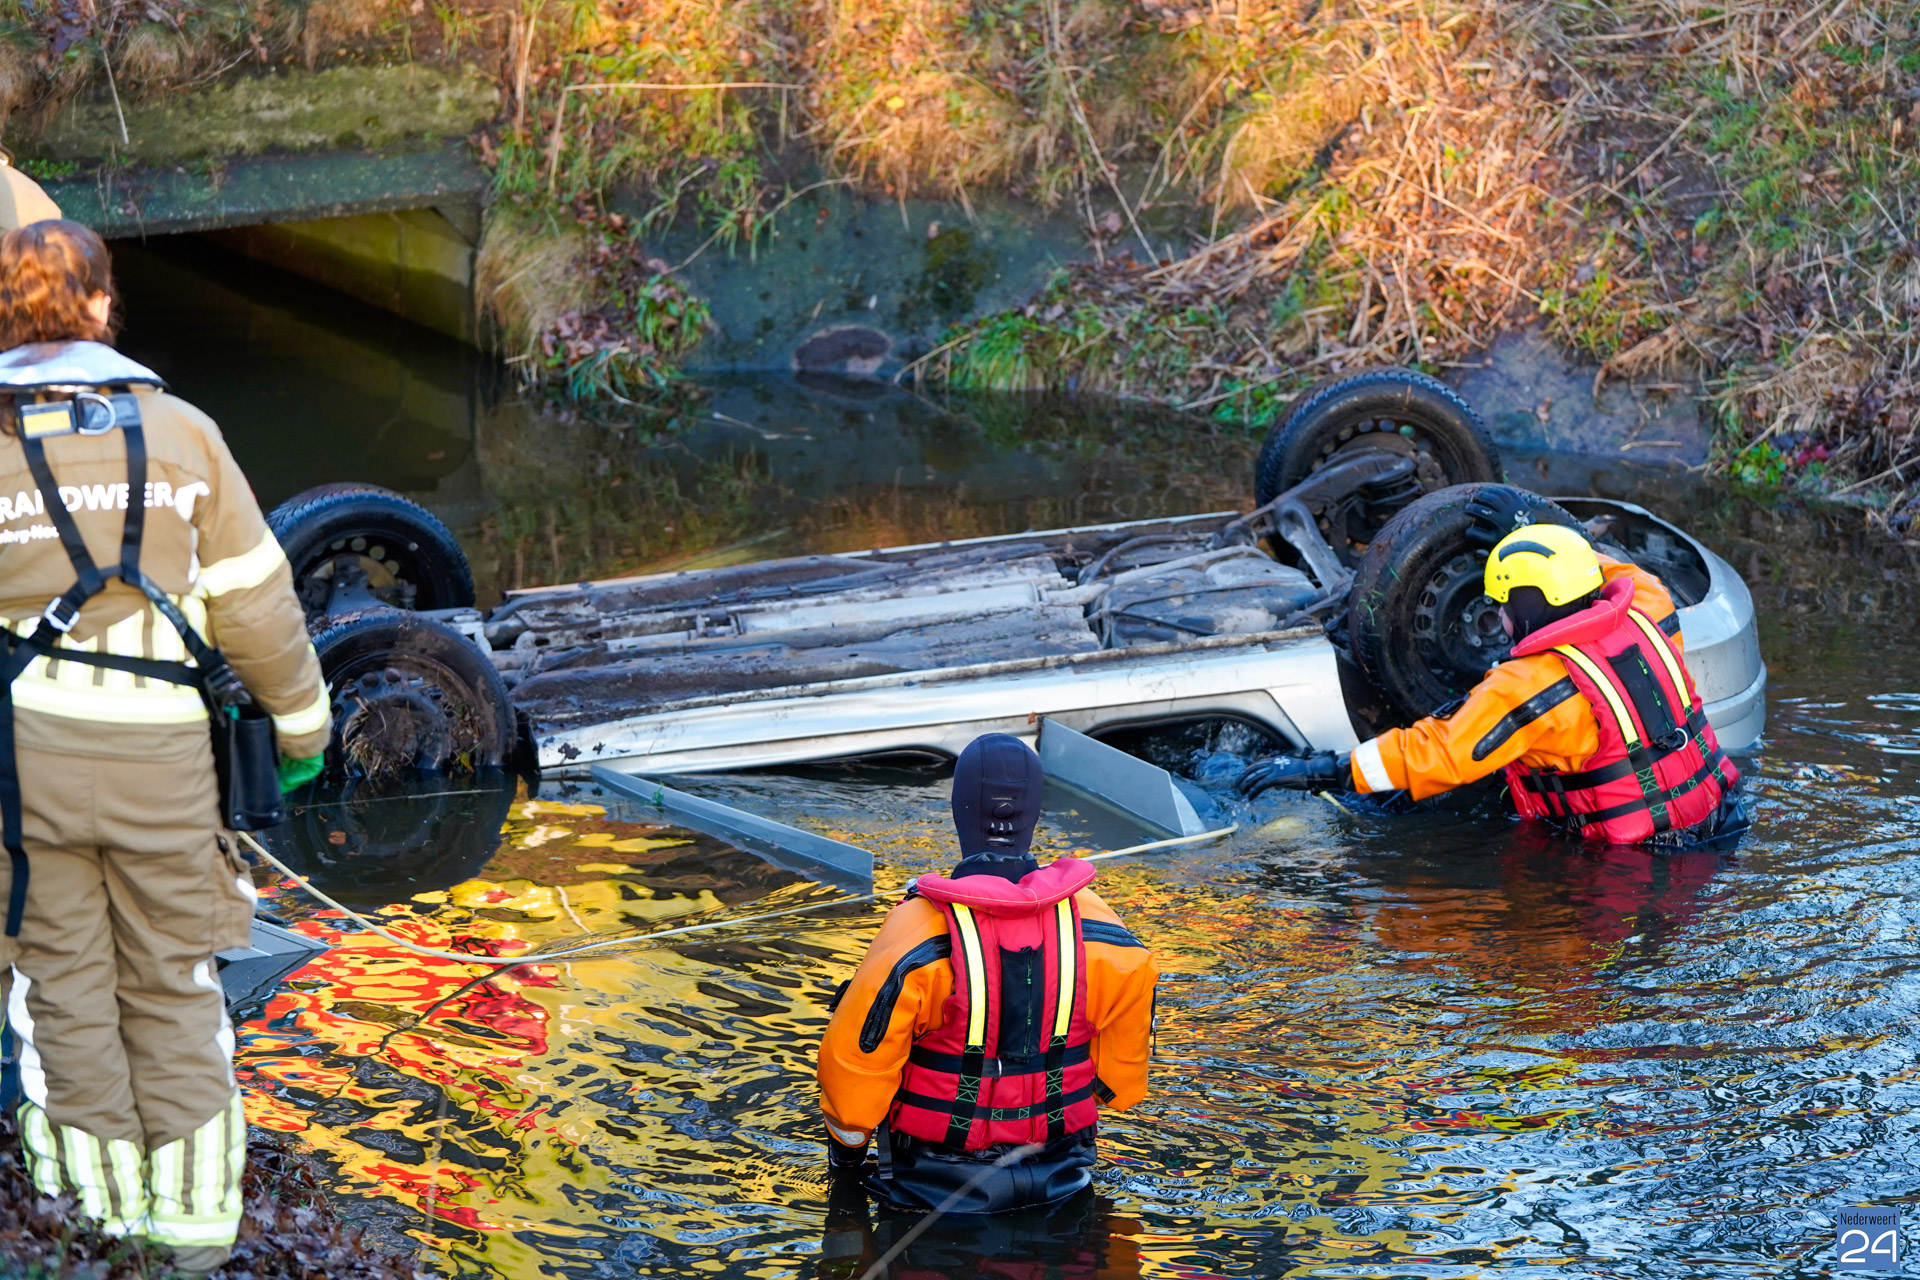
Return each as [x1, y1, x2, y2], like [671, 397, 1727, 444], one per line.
[264, 368, 1766, 783]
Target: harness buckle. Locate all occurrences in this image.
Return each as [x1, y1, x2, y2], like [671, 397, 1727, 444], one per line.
[40, 597, 79, 634]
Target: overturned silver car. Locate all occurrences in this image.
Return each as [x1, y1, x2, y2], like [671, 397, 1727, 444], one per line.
[270, 369, 1766, 782]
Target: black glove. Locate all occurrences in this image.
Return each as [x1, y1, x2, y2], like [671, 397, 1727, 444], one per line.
[1463, 486, 1593, 551]
[1236, 750, 1348, 798]
[828, 1131, 867, 1172]
[1463, 486, 1539, 550]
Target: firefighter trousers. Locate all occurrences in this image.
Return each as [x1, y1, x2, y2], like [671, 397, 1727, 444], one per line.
[0, 741, 258, 1253]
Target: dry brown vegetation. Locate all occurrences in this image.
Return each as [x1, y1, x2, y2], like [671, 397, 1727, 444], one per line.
[908, 0, 1920, 532]
[3, 0, 1911, 520]
[0, 1115, 431, 1278]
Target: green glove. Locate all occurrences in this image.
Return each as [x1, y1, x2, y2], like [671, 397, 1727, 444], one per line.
[277, 753, 326, 793]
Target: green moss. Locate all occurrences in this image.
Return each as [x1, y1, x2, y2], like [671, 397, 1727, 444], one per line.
[34, 65, 498, 162]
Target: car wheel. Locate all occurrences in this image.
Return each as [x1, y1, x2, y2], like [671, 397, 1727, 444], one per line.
[313, 611, 514, 777]
[1347, 484, 1584, 724]
[1254, 368, 1502, 564]
[268, 483, 475, 619]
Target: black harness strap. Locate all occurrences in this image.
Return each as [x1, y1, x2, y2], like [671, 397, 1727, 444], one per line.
[0, 411, 244, 937]
[1570, 752, 1727, 827]
[1519, 706, 1715, 794]
[906, 1042, 1092, 1076]
[895, 1084, 1096, 1122]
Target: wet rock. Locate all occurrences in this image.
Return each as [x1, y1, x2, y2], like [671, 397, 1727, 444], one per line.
[792, 325, 892, 374]
[1450, 325, 1709, 467]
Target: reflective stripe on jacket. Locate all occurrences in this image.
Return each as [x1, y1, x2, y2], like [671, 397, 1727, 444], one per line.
[817, 866, 1157, 1148]
[1503, 579, 1738, 842]
[0, 387, 328, 760]
[1348, 558, 1680, 801]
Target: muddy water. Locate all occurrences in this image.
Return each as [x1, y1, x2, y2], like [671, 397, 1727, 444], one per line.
[113, 238, 1920, 1277]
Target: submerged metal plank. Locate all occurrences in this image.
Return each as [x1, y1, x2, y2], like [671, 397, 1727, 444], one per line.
[590, 765, 874, 889]
[1036, 718, 1208, 839]
[218, 917, 329, 1022]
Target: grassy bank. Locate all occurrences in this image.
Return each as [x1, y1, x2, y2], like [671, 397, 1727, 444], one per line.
[910, 0, 1919, 534]
[2, 0, 1912, 524]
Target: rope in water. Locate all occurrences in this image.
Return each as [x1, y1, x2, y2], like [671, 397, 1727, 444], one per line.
[237, 821, 1236, 965]
[1081, 824, 1238, 861]
[236, 830, 873, 966]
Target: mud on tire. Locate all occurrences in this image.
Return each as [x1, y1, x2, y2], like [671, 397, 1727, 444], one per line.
[1346, 484, 1584, 725]
[313, 610, 514, 778]
[269, 483, 475, 618]
[1254, 368, 1502, 564]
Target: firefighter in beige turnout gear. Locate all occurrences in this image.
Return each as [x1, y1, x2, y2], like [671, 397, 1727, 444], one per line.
[0, 222, 330, 1273]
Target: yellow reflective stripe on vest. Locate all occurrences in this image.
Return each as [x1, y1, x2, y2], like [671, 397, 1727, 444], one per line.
[1626, 609, 1694, 712]
[1554, 644, 1641, 746]
[951, 903, 989, 1051]
[1052, 899, 1076, 1041]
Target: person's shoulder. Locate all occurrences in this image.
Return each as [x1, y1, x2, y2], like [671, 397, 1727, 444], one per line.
[1485, 649, 1574, 694]
[1075, 889, 1150, 951]
[137, 389, 224, 442]
[0, 167, 61, 228]
[869, 894, 947, 949]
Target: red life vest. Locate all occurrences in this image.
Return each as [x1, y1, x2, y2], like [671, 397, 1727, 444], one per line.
[889, 859, 1101, 1150]
[1503, 578, 1739, 844]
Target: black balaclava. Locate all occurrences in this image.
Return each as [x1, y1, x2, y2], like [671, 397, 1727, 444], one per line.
[949, 733, 1045, 882]
[1504, 584, 1599, 643]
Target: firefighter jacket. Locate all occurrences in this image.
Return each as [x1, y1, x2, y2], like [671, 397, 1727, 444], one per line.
[0, 162, 60, 230]
[818, 859, 1157, 1150]
[0, 386, 330, 763]
[1348, 557, 1700, 806]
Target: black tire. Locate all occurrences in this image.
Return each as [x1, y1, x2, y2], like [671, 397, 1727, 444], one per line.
[263, 770, 517, 909]
[1346, 484, 1583, 724]
[313, 610, 514, 778]
[268, 483, 475, 618]
[1254, 369, 1502, 564]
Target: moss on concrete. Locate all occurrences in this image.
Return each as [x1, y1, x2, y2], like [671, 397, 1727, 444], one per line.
[34, 65, 498, 163]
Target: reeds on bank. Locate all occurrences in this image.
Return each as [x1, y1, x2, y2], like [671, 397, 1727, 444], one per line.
[4, 0, 1910, 524]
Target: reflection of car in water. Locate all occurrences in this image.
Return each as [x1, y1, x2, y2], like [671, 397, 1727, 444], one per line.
[264, 368, 1766, 782]
[260, 770, 519, 909]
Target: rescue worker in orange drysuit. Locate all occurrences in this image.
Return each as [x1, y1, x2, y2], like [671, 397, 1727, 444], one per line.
[1238, 490, 1742, 846]
[817, 733, 1159, 1213]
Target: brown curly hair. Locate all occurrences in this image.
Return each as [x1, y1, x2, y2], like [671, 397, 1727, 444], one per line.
[0, 220, 117, 351]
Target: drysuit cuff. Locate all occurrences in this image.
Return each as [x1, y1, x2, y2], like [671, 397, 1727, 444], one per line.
[1350, 739, 1395, 793]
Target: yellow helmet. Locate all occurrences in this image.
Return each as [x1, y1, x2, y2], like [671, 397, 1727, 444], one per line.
[1484, 523, 1601, 606]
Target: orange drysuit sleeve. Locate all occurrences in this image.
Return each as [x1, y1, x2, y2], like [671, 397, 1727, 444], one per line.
[816, 886, 1160, 1144]
[1347, 558, 1678, 800]
[1076, 889, 1158, 1111]
[817, 896, 951, 1145]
